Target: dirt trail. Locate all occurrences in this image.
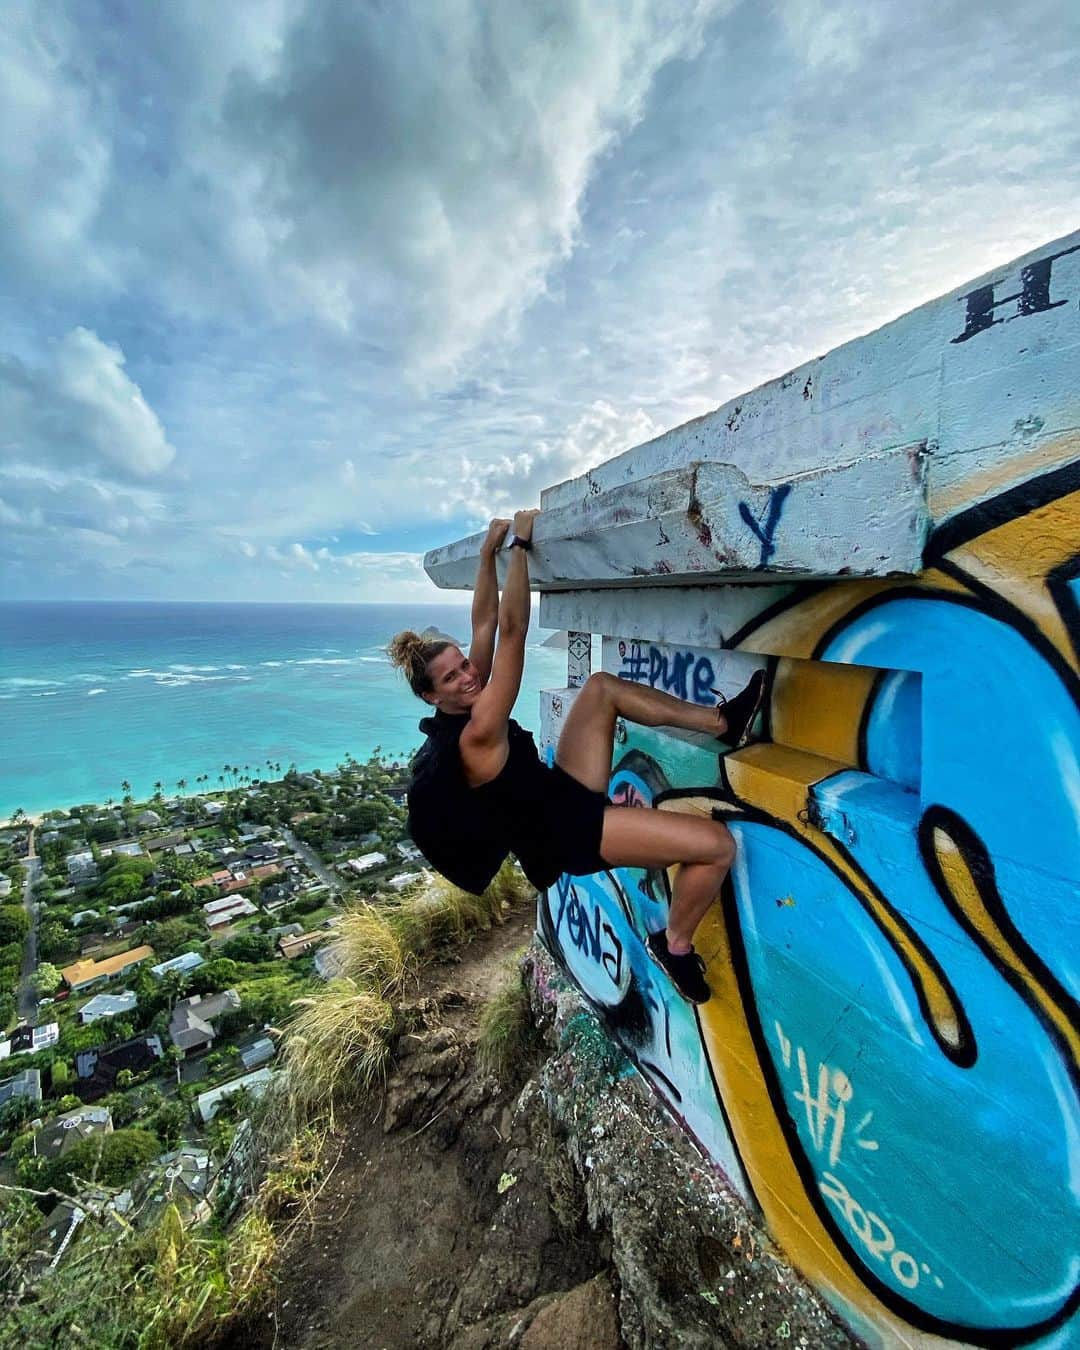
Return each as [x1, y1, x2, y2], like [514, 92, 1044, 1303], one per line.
[241, 900, 622, 1350]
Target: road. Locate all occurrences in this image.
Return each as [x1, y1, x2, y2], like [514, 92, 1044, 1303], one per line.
[16, 828, 41, 1022]
[279, 827, 341, 895]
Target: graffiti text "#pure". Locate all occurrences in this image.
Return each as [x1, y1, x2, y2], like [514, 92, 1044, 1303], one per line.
[618, 642, 715, 705]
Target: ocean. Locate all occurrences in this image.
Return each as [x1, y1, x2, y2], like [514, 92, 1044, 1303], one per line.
[0, 602, 570, 821]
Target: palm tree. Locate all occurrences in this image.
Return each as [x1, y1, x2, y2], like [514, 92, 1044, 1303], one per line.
[121, 780, 132, 800]
[176, 778, 188, 797]
[153, 781, 164, 802]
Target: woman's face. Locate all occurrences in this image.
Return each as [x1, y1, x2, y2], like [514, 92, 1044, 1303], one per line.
[423, 646, 482, 713]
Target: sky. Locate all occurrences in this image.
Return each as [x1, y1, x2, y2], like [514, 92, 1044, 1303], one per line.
[1, 1, 1077, 604]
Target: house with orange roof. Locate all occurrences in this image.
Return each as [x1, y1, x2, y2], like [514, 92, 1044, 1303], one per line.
[61, 946, 155, 994]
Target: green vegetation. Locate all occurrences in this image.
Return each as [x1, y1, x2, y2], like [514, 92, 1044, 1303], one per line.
[476, 959, 536, 1081]
[0, 753, 541, 1346]
[43, 1127, 162, 1191]
[283, 860, 533, 1118]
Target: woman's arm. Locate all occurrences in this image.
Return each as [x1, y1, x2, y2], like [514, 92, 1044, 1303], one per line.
[469, 518, 510, 684]
[461, 510, 539, 769]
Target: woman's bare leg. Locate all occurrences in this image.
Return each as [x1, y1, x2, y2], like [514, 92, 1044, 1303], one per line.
[556, 672, 720, 793]
[598, 804, 735, 953]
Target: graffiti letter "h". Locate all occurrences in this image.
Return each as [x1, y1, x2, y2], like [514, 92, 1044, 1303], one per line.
[951, 243, 1080, 344]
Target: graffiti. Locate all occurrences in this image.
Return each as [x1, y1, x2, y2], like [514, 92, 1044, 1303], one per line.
[549, 872, 627, 998]
[617, 639, 715, 705]
[738, 482, 792, 568]
[951, 240, 1080, 343]
[541, 457, 1080, 1349]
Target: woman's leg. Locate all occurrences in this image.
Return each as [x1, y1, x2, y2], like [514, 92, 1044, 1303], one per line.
[556, 672, 720, 793]
[598, 804, 735, 953]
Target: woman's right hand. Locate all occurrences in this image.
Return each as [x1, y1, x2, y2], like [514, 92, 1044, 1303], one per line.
[480, 518, 511, 558]
[512, 508, 540, 542]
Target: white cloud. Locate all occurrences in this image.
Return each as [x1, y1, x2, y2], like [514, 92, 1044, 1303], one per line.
[0, 10, 111, 286]
[0, 328, 175, 479]
[0, 1, 1077, 602]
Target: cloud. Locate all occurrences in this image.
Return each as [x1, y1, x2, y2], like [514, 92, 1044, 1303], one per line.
[0, 328, 175, 478]
[0, 1, 727, 375]
[0, 9, 111, 287]
[0, 0, 1077, 603]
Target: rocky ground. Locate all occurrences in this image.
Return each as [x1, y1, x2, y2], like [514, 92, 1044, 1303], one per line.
[237, 903, 624, 1350]
[230, 901, 858, 1350]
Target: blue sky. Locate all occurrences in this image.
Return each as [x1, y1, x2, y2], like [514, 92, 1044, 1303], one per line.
[1, 1, 1077, 602]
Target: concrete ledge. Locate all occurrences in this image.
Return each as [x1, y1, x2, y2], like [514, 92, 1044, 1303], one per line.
[425, 445, 929, 592]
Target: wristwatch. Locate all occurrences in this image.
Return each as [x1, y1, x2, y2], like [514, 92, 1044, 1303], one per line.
[508, 535, 533, 551]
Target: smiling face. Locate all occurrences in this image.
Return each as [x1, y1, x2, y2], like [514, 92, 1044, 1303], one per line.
[422, 646, 483, 713]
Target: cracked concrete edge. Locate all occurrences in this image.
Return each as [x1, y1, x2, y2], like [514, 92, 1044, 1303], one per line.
[522, 939, 863, 1350]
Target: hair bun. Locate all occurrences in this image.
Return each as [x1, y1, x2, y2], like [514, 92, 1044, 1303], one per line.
[387, 630, 423, 670]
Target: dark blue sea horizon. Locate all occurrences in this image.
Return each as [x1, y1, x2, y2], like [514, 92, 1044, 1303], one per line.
[0, 601, 567, 820]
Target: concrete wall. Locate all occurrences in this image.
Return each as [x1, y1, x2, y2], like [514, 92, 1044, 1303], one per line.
[428, 231, 1080, 1350]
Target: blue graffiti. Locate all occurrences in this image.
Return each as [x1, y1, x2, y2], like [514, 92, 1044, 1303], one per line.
[552, 873, 625, 991]
[618, 642, 715, 705]
[738, 482, 792, 567]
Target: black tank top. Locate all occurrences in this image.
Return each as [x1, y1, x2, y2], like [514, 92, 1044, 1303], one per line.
[406, 710, 563, 895]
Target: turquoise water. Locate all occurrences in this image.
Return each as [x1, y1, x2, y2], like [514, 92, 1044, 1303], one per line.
[0, 602, 569, 820]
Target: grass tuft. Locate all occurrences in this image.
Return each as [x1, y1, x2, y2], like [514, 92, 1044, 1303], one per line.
[283, 980, 395, 1118]
[476, 958, 536, 1081]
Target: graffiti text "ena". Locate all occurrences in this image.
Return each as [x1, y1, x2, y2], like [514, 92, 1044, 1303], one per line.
[554, 875, 624, 988]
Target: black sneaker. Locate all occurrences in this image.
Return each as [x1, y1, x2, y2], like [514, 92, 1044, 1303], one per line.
[646, 929, 711, 1004]
[712, 669, 766, 749]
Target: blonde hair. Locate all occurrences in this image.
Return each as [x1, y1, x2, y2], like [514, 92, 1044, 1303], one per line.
[387, 630, 454, 698]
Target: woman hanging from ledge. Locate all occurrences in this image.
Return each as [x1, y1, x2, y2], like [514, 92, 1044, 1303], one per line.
[389, 511, 765, 1005]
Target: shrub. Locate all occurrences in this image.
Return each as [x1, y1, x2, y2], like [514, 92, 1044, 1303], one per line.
[476, 962, 536, 1081]
[44, 1126, 161, 1191]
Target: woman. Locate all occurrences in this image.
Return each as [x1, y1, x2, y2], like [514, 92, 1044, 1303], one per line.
[390, 510, 765, 1003]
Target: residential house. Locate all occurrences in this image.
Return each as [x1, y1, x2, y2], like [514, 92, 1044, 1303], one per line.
[0, 876, 12, 899]
[34, 1105, 113, 1165]
[194, 868, 233, 890]
[145, 830, 186, 853]
[70, 909, 101, 927]
[75, 1035, 163, 1101]
[396, 841, 422, 861]
[239, 1038, 276, 1071]
[201, 801, 225, 817]
[26, 1201, 87, 1277]
[135, 810, 162, 829]
[386, 870, 425, 893]
[150, 951, 206, 979]
[0, 1068, 42, 1107]
[168, 990, 241, 1056]
[100, 840, 144, 859]
[133, 1146, 213, 1226]
[278, 930, 330, 960]
[61, 946, 155, 994]
[314, 943, 346, 981]
[66, 851, 99, 884]
[265, 922, 302, 941]
[78, 991, 138, 1024]
[203, 895, 258, 932]
[195, 1067, 273, 1123]
[243, 842, 278, 863]
[260, 881, 295, 911]
[347, 851, 386, 875]
[9, 1023, 59, 1054]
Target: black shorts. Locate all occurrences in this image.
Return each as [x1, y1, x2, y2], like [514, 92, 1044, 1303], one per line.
[544, 763, 610, 877]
